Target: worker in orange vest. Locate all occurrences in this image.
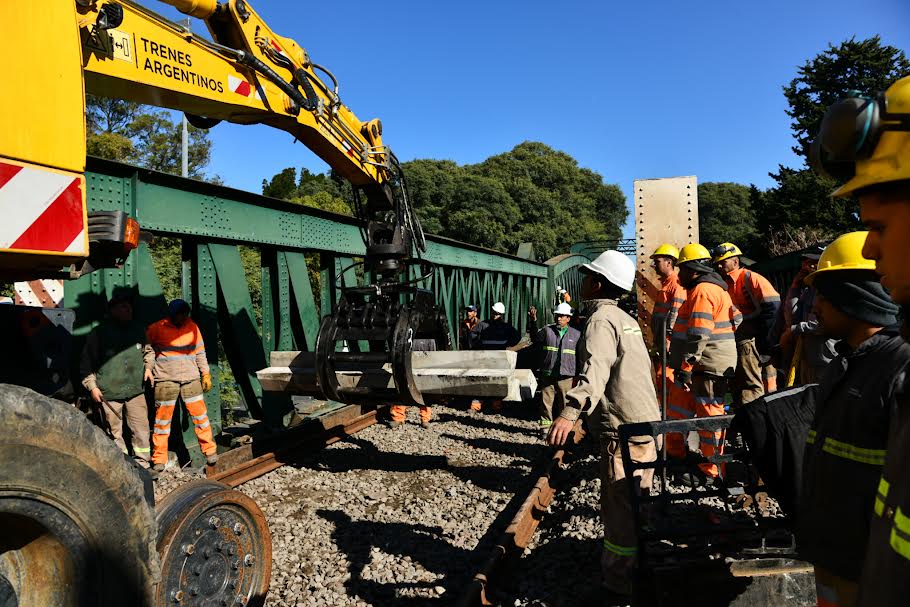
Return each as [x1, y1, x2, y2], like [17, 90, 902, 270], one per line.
[712, 243, 781, 406]
[388, 403, 432, 429]
[669, 244, 741, 485]
[145, 299, 217, 474]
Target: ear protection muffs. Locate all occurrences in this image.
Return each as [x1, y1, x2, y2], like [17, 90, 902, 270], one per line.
[810, 94, 883, 181]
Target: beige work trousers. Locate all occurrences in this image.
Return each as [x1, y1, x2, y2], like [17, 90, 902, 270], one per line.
[601, 436, 656, 594]
[101, 393, 151, 463]
[539, 377, 574, 428]
[734, 338, 766, 406]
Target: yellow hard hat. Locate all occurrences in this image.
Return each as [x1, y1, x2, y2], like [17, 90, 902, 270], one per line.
[711, 242, 743, 263]
[811, 76, 910, 197]
[805, 231, 875, 285]
[677, 243, 711, 265]
[650, 244, 679, 260]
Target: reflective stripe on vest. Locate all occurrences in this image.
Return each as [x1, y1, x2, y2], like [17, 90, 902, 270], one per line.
[876, 476, 890, 517]
[807, 430, 887, 466]
[603, 537, 637, 556]
[891, 507, 910, 560]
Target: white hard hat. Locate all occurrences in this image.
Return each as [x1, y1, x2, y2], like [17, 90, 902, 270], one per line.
[492, 302, 506, 314]
[581, 250, 635, 292]
[553, 302, 574, 316]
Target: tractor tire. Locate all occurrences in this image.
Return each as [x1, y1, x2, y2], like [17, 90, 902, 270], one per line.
[0, 383, 158, 607]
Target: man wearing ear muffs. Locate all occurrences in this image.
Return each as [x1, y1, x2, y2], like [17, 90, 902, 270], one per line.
[811, 75, 910, 606]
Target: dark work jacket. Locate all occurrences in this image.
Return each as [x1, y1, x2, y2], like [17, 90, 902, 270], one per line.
[537, 324, 581, 378]
[459, 318, 481, 350]
[476, 318, 520, 350]
[799, 326, 910, 582]
[858, 317, 910, 605]
[731, 383, 817, 516]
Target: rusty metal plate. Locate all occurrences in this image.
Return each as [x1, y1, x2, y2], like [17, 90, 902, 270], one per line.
[634, 176, 699, 346]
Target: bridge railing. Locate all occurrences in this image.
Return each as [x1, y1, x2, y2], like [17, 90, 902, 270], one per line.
[66, 158, 599, 459]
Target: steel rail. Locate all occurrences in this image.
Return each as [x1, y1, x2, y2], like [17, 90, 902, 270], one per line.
[206, 405, 380, 488]
[456, 421, 585, 607]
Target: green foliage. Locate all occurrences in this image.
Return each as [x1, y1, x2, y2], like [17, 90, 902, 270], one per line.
[86, 96, 213, 179]
[784, 36, 910, 158]
[260, 142, 626, 260]
[148, 237, 182, 302]
[697, 182, 759, 252]
[262, 168, 353, 216]
[407, 142, 626, 259]
[743, 36, 909, 259]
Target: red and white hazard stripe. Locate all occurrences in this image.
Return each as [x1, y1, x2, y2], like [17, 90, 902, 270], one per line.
[228, 74, 262, 100]
[0, 161, 86, 255]
[14, 279, 64, 308]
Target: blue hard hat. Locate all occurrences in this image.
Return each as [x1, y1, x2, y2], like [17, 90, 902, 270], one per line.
[168, 299, 190, 317]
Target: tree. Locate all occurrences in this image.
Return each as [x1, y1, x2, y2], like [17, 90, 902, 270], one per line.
[748, 37, 909, 258]
[86, 96, 213, 179]
[697, 182, 760, 252]
[260, 142, 627, 259]
[784, 36, 910, 158]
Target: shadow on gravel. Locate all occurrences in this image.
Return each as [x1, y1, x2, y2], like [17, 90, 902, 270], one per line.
[318, 509, 470, 605]
[440, 432, 541, 464]
[286, 435, 523, 493]
[435, 411, 538, 435]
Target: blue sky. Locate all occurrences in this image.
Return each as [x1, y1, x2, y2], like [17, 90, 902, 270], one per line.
[150, 0, 909, 240]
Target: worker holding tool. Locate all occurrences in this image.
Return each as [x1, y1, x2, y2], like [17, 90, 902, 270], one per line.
[546, 250, 660, 600]
[769, 246, 838, 385]
[668, 244, 741, 486]
[713, 242, 781, 404]
[471, 302, 520, 413]
[794, 231, 909, 606]
[809, 75, 910, 606]
[529, 302, 580, 438]
[145, 299, 218, 473]
[79, 288, 151, 468]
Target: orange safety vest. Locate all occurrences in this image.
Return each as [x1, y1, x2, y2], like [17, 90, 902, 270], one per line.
[725, 267, 780, 320]
[671, 279, 741, 374]
[652, 272, 686, 334]
[147, 318, 206, 360]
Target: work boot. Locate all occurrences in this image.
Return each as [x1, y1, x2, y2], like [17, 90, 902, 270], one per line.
[206, 452, 219, 466]
[420, 420, 430, 429]
[386, 420, 402, 429]
[149, 463, 165, 480]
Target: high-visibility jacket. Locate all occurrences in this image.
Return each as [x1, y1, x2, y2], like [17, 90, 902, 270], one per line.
[724, 267, 780, 351]
[668, 273, 740, 377]
[144, 318, 209, 383]
[537, 324, 581, 378]
[651, 272, 686, 349]
[798, 326, 910, 582]
[858, 328, 910, 604]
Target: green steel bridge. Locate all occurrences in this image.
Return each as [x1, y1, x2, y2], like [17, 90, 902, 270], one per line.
[67, 158, 614, 460]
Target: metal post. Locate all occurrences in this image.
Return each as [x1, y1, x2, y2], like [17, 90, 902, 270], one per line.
[180, 18, 191, 178]
[659, 316, 669, 493]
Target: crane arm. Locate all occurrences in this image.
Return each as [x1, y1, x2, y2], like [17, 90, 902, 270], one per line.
[80, 0, 393, 207]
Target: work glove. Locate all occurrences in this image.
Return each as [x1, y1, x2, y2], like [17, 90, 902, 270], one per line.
[674, 369, 692, 388]
[201, 373, 213, 393]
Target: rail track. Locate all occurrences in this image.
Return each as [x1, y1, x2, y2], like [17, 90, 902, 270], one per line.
[153, 403, 591, 606]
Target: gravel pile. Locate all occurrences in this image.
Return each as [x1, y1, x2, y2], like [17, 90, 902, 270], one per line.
[156, 403, 545, 606]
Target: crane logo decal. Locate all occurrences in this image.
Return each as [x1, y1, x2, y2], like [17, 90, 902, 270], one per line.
[0, 162, 85, 255]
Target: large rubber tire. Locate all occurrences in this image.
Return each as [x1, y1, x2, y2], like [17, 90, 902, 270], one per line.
[0, 384, 158, 607]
